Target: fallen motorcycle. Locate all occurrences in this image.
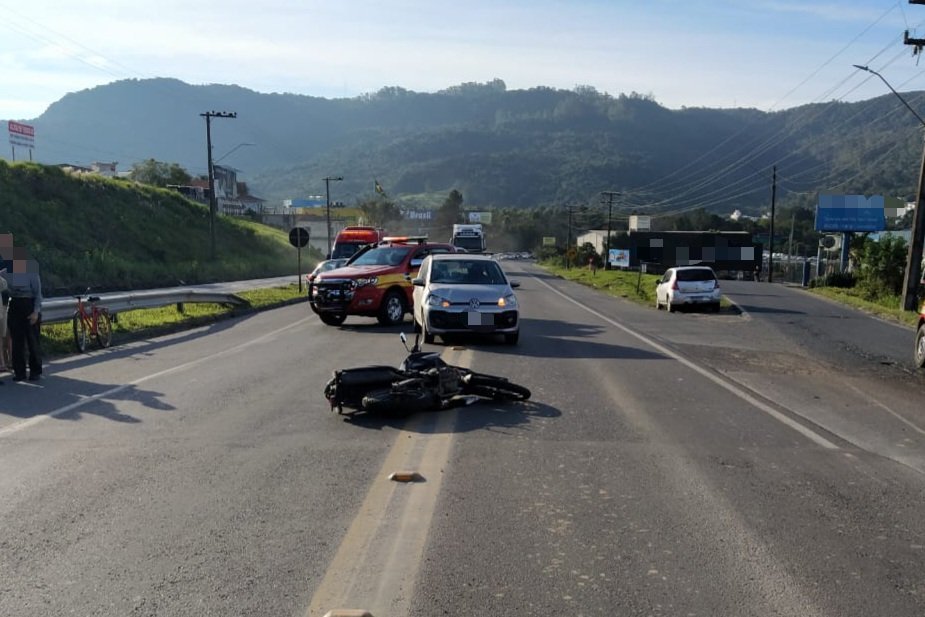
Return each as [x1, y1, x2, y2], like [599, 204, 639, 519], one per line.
[324, 333, 531, 416]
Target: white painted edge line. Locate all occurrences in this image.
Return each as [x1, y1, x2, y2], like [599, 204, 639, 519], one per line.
[0, 317, 313, 438]
[534, 275, 840, 450]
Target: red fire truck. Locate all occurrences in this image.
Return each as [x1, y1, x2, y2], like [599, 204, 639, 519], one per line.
[330, 226, 385, 260]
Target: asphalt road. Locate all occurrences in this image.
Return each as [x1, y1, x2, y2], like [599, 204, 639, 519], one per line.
[2, 263, 925, 616]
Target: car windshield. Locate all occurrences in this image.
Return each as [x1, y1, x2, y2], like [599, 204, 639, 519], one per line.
[430, 260, 507, 285]
[676, 268, 716, 282]
[350, 246, 412, 267]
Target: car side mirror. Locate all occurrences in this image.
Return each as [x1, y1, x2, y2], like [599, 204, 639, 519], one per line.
[412, 278, 425, 287]
[510, 280, 521, 288]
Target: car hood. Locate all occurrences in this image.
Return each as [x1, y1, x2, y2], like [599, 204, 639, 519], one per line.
[427, 284, 513, 302]
[317, 264, 398, 279]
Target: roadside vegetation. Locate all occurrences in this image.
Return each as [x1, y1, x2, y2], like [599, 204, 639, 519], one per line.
[541, 261, 660, 305]
[538, 234, 918, 326]
[41, 284, 307, 357]
[807, 234, 920, 328]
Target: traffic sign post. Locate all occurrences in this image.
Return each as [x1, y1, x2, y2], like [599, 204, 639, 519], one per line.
[289, 227, 310, 292]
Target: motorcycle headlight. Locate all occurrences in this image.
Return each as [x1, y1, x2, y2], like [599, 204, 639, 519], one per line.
[427, 294, 450, 308]
[498, 293, 517, 308]
[354, 276, 379, 288]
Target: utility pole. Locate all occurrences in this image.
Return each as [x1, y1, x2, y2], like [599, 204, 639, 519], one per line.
[566, 206, 573, 270]
[903, 16, 925, 310]
[788, 211, 796, 265]
[324, 176, 343, 258]
[768, 165, 777, 283]
[200, 111, 237, 260]
[601, 191, 620, 270]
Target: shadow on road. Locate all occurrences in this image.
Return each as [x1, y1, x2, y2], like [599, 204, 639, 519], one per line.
[0, 374, 175, 424]
[340, 399, 561, 435]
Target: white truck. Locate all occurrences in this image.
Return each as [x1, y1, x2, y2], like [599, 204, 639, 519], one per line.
[451, 223, 486, 253]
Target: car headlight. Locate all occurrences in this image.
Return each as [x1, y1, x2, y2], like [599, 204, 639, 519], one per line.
[498, 293, 517, 308]
[427, 294, 450, 308]
[354, 276, 378, 288]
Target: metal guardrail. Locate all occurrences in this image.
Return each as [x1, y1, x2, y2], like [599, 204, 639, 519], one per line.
[41, 290, 249, 325]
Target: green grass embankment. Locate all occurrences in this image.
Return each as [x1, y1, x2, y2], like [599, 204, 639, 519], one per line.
[0, 160, 321, 295]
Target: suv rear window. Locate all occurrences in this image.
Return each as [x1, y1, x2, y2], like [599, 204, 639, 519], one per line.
[676, 268, 716, 282]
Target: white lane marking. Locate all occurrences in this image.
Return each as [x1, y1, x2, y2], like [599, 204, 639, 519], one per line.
[841, 380, 925, 437]
[305, 348, 469, 617]
[0, 317, 313, 438]
[534, 275, 840, 450]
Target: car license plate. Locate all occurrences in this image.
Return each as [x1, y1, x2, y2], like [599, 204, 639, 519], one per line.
[467, 311, 490, 326]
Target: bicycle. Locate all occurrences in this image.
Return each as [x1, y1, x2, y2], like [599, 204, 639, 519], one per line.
[72, 293, 113, 352]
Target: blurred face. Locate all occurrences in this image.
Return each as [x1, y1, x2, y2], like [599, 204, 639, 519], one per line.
[0, 234, 12, 249]
[12, 259, 27, 273]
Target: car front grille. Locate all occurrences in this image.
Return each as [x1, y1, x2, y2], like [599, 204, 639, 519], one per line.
[313, 279, 356, 306]
[429, 310, 518, 329]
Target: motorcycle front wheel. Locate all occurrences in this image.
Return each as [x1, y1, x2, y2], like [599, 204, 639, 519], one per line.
[465, 374, 531, 401]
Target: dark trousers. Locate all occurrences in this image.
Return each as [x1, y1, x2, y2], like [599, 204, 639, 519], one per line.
[8, 297, 42, 378]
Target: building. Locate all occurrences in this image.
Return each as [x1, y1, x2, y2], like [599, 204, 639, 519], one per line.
[576, 230, 610, 256]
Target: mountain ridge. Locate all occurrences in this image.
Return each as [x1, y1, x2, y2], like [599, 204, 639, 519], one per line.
[3, 78, 921, 214]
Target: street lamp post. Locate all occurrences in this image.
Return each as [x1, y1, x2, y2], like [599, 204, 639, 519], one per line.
[214, 142, 255, 164]
[200, 111, 237, 260]
[324, 176, 343, 257]
[855, 65, 925, 310]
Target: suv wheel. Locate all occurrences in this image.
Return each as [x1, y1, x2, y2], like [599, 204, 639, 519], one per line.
[320, 312, 347, 326]
[378, 290, 405, 326]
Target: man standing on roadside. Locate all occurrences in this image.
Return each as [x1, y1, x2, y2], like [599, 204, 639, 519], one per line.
[0, 268, 8, 382]
[2, 246, 43, 382]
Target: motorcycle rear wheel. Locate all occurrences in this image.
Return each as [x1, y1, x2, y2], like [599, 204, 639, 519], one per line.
[362, 387, 437, 415]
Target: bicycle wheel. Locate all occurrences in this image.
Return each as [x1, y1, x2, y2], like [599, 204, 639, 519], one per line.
[362, 386, 437, 416]
[465, 374, 531, 401]
[95, 310, 113, 348]
[72, 312, 89, 353]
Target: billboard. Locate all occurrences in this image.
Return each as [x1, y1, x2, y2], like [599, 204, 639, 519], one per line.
[542, 236, 556, 246]
[8, 120, 34, 148]
[608, 248, 630, 267]
[468, 211, 492, 224]
[814, 194, 903, 232]
[284, 197, 326, 208]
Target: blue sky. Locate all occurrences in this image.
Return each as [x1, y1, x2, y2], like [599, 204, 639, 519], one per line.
[1, 0, 924, 120]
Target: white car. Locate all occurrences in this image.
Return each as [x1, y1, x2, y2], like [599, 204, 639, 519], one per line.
[412, 254, 520, 345]
[655, 266, 722, 313]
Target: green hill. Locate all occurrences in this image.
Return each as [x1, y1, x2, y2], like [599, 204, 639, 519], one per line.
[0, 160, 314, 296]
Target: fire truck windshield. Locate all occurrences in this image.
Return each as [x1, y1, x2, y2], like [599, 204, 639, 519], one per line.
[331, 242, 367, 260]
